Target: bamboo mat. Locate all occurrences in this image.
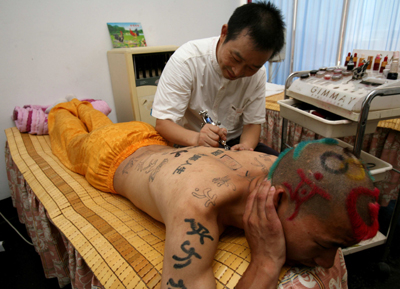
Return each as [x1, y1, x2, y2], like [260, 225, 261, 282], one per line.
[5, 127, 289, 289]
[265, 94, 400, 131]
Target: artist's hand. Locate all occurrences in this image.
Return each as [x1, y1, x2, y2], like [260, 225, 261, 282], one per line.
[230, 144, 254, 151]
[243, 179, 286, 273]
[198, 124, 227, 147]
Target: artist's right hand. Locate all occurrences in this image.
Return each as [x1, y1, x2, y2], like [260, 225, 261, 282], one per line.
[198, 124, 227, 147]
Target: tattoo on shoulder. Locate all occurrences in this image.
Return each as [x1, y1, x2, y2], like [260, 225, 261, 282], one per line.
[219, 155, 242, 170]
[251, 157, 269, 174]
[192, 188, 217, 207]
[258, 154, 273, 161]
[212, 175, 236, 191]
[167, 278, 187, 289]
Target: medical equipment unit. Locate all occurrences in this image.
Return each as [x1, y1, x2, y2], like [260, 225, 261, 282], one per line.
[279, 49, 400, 257]
[107, 46, 178, 126]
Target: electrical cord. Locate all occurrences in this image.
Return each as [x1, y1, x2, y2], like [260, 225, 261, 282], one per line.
[0, 211, 33, 246]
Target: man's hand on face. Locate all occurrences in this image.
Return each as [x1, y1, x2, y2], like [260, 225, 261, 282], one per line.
[243, 179, 286, 270]
[198, 124, 227, 147]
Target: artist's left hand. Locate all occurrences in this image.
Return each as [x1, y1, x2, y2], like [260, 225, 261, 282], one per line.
[230, 144, 254, 151]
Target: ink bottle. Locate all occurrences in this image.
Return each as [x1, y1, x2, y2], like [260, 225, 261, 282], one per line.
[367, 56, 373, 69]
[347, 56, 355, 71]
[380, 56, 388, 73]
[344, 52, 351, 66]
[353, 53, 358, 67]
[373, 54, 381, 71]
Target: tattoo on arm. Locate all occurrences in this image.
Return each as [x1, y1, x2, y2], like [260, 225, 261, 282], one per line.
[192, 188, 217, 207]
[172, 240, 202, 269]
[185, 218, 214, 244]
[167, 278, 187, 289]
[169, 219, 214, 288]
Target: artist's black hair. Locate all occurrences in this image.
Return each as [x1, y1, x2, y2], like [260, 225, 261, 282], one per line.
[225, 1, 285, 59]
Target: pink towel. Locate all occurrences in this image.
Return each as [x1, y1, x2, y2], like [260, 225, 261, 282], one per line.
[13, 99, 111, 135]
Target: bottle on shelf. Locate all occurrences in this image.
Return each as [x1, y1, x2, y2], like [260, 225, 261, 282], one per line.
[367, 56, 373, 69]
[353, 53, 358, 67]
[380, 56, 388, 73]
[347, 55, 355, 71]
[373, 54, 382, 71]
[344, 52, 351, 66]
[358, 54, 366, 67]
[388, 51, 399, 80]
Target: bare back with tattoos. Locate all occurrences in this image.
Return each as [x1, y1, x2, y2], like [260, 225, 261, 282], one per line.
[113, 145, 277, 288]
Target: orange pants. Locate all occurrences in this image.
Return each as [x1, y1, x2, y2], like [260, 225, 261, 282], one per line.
[48, 99, 168, 193]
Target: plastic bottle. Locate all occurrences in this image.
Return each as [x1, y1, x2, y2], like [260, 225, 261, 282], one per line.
[358, 54, 365, 67]
[353, 53, 358, 67]
[344, 52, 351, 66]
[391, 51, 399, 72]
[380, 56, 388, 73]
[388, 51, 399, 80]
[373, 54, 381, 71]
[367, 56, 373, 69]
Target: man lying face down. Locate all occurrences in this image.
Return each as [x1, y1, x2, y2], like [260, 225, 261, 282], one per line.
[48, 99, 380, 289]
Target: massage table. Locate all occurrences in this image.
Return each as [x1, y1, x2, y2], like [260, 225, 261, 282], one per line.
[5, 127, 348, 288]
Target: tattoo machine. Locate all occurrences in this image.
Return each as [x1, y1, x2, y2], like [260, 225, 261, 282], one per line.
[199, 110, 230, 150]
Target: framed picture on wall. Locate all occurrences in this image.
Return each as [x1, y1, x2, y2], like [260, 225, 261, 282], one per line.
[107, 22, 147, 48]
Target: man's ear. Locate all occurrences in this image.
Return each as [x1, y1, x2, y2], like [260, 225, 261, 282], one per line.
[273, 185, 287, 209]
[220, 24, 228, 39]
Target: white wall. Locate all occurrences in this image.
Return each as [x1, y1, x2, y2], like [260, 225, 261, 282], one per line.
[0, 0, 242, 200]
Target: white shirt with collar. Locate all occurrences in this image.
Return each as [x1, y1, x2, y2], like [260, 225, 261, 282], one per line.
[152, 36, 267, 141]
